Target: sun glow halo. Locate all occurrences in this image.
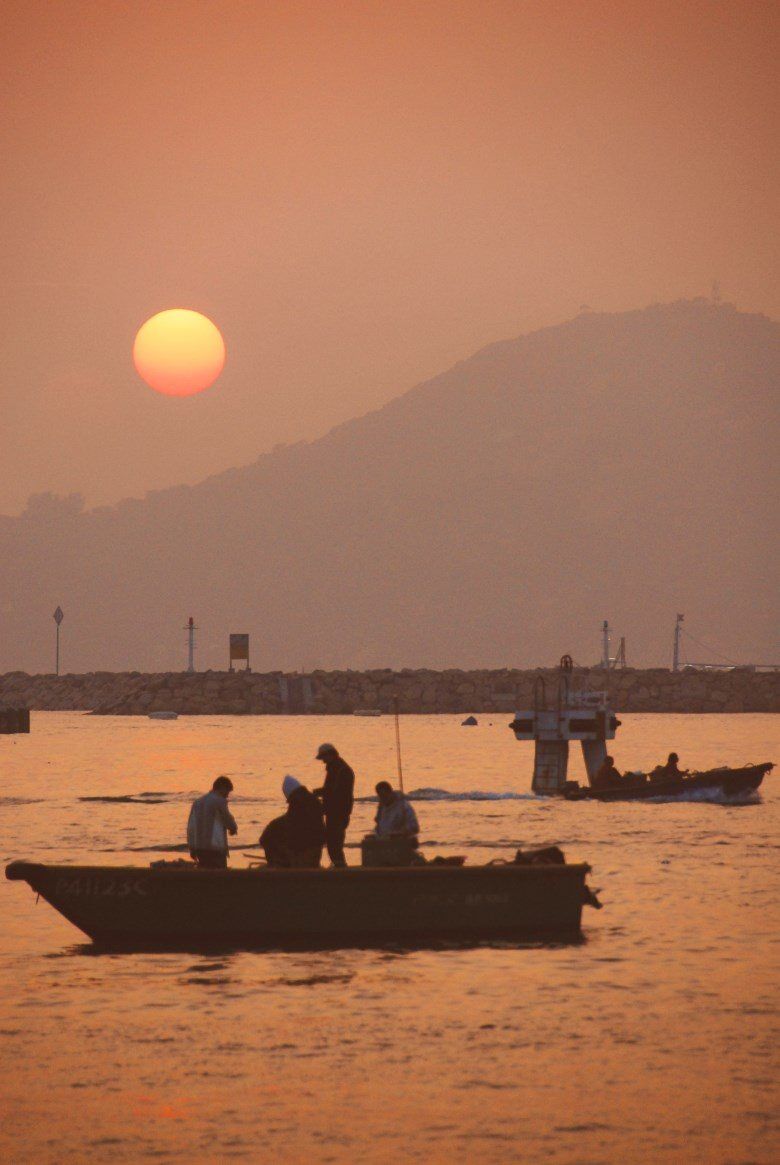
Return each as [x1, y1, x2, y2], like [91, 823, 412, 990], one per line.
[133, 308, 225, 396]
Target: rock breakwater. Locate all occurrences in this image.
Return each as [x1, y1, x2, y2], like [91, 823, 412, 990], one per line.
[1, 666, 777, 715]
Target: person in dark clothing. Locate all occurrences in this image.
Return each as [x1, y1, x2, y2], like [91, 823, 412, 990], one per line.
[593, 755, 622, 788]
[314, 743, 355, 867]
[655, 752, 688, 780]
[260, 775, 325, 868]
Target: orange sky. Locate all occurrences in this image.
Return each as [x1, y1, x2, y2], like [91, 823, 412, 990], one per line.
[2, 0, 778, 514]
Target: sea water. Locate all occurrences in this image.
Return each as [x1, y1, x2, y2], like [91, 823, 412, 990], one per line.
[0, 712, 778, 1163]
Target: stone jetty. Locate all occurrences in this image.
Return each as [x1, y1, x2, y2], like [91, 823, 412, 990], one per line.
[0, 666, 777, 715]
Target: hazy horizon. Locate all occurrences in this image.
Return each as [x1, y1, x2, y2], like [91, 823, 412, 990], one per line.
[2, 299, 777, 673]
[3, 1, 779, 515]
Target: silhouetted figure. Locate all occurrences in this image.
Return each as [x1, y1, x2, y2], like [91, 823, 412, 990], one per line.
[374, 781, 420, 840]
[187, 776, 237, 868]
[653, 751, 688, 781]
[593, 755, 622, 788]
[260, 776, 325, 868]
[314, 743, 355, 867]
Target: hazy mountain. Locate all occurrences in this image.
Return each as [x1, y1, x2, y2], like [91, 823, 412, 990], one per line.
[2, 300, 778, 673]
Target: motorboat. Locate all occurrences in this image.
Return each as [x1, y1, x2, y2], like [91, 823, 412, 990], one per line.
[511, 657, 773, 802]
[563, 763, 772, 802]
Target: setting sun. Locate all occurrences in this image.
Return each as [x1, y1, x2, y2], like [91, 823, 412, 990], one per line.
[133, 308, 225, 396]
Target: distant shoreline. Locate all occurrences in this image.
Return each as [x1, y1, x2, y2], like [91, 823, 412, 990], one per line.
[1, 666, 777, 715]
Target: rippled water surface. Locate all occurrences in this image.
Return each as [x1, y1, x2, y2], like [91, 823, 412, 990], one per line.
[1, 712, 778, 1163]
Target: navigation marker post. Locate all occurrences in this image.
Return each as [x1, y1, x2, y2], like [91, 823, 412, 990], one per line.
[53, 607, 64, 676]
[185, 616, 196, 673]
[673, 613, 684, 672]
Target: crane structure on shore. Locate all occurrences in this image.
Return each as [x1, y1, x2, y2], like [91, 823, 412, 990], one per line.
[600, 621, 627, 670]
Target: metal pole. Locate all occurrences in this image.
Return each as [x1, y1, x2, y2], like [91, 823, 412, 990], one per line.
[393, 696, 404, 793]
[673, 613, 684, 671]
[187, 617, 195, 673]
[53, 607, 64, 675]
[602, 620, 610, 668]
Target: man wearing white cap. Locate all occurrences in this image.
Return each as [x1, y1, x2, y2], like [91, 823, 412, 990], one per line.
[314, 743, 355, 868]
[260, 775, 325, 868]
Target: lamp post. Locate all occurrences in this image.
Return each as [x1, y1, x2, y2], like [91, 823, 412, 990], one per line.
[53, 606, 64, 675]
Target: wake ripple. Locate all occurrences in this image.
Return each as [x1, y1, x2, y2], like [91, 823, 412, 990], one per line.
[80, 787, 538, 805]
[408, 787, 536, 802]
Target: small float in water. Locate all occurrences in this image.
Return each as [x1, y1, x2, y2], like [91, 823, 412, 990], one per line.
[148, 711, 178, 720]
[510, 656, 773, 802]
[5, 847, 599, 949]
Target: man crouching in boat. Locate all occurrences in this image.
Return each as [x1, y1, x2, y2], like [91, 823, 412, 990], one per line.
[187, 776, 238, 869]
[260, 776, 326, 868]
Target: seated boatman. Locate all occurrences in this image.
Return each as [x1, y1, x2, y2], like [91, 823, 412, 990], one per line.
[593, 755, 622, 788]
[260, 775, 325, 868]
[187, 776, 238, 869]
[374, 781, 420, 841]
[657, 751, 688, 780]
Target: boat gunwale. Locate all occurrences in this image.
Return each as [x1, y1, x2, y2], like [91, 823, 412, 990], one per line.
[7, 860, 591, 882]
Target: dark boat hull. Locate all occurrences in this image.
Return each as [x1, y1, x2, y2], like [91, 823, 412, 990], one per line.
[6, 861, 594, 949]
[564, 763, 772, 802]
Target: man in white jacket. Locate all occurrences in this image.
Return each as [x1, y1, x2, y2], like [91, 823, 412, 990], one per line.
[187, 777, 238, 868]
[374, 781, 420, 840]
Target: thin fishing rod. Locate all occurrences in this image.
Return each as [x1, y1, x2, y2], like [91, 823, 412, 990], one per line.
[393, 696, 404, 793]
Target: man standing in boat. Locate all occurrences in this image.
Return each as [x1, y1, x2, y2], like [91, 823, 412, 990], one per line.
[187, 776, 238, 868]
[314, 743, 355, 867]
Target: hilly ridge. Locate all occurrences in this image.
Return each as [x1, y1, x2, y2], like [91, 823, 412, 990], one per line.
[2, 299, 778, 672]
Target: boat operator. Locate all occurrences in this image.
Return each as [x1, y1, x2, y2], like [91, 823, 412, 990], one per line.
[651, 752, 688, 781]
[314, 743, 355, 868]
[374, 781, 420, 841]
[187, 776, 237, 868]
[260, 776, 325, 868]
[593, 755, 622, 788]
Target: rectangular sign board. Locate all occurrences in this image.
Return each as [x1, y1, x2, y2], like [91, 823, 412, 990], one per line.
[229, 633, 249, 660]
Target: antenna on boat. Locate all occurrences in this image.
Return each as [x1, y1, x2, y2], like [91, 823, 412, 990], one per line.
[393, 696, 404, 793]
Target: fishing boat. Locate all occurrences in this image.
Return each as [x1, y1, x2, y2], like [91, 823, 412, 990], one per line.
[5, 855, 598, 949]
[511, 657, 774, 802]
[562, 763, 772, 802]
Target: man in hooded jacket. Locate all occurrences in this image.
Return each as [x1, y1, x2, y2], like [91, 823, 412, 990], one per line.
[260, 775, 325, 868]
